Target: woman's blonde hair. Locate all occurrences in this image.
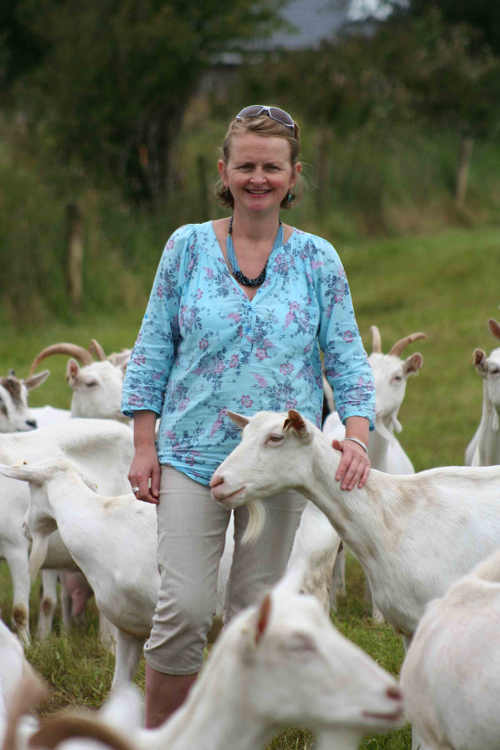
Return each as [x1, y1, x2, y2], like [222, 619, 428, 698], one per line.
[215, 114, 302, 209]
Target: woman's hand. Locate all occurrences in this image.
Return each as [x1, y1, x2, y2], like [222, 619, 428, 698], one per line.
[332, 438, 371, 491]
[129, 411, 161, 504]
[128, 445, 161, 504]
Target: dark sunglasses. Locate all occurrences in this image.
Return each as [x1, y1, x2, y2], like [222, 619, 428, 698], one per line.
[235, 105, 297, 134]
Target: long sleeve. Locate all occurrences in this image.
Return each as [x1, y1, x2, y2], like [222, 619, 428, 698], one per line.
[121, 225, 191, 418]
[316, 241, 375, 428]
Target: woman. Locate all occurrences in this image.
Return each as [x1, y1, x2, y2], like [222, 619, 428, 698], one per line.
[121, 105, 375, 727]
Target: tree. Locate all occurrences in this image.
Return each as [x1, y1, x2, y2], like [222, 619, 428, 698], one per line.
[11, 0, 288, 206]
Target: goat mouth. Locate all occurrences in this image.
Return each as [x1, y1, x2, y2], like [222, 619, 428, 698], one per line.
[213, 486, 245, 504]
[362, 707, 404, 723]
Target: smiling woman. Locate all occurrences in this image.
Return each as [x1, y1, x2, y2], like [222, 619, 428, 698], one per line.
[120, 104, 375, 729]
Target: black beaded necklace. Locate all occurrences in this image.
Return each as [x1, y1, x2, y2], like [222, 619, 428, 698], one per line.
[226, 216, 283, 289]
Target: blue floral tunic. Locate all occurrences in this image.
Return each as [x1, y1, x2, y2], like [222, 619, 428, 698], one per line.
[121, 221, 374, 485]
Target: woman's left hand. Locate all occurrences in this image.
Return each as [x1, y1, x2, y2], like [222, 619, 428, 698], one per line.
[332, 439, 371, 491]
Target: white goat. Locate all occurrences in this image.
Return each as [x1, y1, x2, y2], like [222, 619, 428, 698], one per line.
[465, 317, 500, 466]
[210, 409, 500, 640]
[0, 419, 133, 643]
[28, 572, 404, 750]
[323, 326, 426, 619]
[0, 370, 50, 433]
[29, 341, 130, 424]
[0, 619, 47, 750]
[0, 457, 158, 690]
[401, 548, 500, 750]
[323, 325, 425, 474]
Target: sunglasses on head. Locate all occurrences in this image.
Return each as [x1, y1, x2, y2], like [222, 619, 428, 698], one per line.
[235, 105, 297, 134]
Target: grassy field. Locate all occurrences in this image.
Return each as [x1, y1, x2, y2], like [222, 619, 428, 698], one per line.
[1, 221, 499, 748]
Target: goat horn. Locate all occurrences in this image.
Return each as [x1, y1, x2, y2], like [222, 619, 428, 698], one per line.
[29, 713, 135, 750]
[389, 332, 427, 357]
[29, 343, 93, 375]
[88, 339, 106, 361]
[370, 325, 382, 353]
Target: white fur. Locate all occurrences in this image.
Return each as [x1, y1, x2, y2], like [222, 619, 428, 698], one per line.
[401, 548, 500, 750]
[211, 409, 500, 639]
[0, 455, 157, 690]
[0, 419, 133, 643]
[30, 574, 403, 750]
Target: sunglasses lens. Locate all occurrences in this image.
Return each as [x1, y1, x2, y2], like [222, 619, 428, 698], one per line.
[269, 107, 294, 127]
[236, 105, 265, 119]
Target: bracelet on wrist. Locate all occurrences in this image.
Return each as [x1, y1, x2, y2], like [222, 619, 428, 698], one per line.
[344, 436, 368, 453]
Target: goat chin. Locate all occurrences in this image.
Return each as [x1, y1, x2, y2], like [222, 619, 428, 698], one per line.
[241, 501, 266, 544]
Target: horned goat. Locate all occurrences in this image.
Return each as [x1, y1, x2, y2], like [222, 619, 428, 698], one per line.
[465, 317, 500, 466]
[210, 409, 500, 640]
[323, 325, 426, 619]
[401, 548, 500, 750]
[29, 340, 130, 423]
[28, 572, 404, 750]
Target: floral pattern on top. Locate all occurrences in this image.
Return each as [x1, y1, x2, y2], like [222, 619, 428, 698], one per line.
[122, 221, 374, 485]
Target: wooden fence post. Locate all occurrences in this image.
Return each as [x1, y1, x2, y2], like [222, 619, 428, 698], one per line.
[66, 202, 84, 308]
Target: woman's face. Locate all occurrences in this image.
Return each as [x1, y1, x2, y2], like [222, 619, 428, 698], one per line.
[218, 133, 301, 216]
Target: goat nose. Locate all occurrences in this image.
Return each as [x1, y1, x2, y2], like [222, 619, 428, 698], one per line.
[26, 419, 37, 429]
[386, 685, 403, 701]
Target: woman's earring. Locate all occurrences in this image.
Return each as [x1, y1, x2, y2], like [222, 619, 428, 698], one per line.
[287, 191, 294, 203]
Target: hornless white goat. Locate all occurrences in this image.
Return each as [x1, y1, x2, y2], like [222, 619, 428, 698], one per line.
[29, 341, 130, 423]
[465, 317, 500, 466]
[0, 457, 158, 690]
[0, 619, 47, 750]
[0, 419, 133, 643]
[323, 326, 426, 619]
[28, 572, 404, 750]
[210, 409, 500, 640]
[400, 548, 500, 750]
[0, 370, 50, 432]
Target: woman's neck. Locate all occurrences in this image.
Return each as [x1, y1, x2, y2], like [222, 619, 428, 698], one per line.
[230, 208, 281, 241]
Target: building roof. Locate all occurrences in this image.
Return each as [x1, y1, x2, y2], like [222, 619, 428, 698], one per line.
[263, 0, 348, 50]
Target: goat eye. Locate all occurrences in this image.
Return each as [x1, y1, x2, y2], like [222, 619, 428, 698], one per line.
[392, 375, 403, 383]
[287, 632, 317, 653]
[85, 381, 98, 388]
[266, 434, 284, 444]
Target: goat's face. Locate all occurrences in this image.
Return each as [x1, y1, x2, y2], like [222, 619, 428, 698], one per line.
[369, 352, 423, 426]
[474, 347, 500, 409]
[236, 588, 404, 732]
[210, 410, 316, 508]
[0, 371, 49, 432]
[66, 360, 124, 420]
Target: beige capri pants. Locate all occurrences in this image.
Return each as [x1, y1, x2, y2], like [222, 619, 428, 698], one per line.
[144, 465, 306, 675]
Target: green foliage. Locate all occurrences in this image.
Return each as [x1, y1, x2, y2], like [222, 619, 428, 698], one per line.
[6, 0, 288, 206]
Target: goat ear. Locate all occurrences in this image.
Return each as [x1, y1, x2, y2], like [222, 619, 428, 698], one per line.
[255, 593, 272, 644]
[489, 318, 500, 340]
[473, 348, 488, 376]
[226, 410, 249, 429]
[24, 369, 50, 391]
[66, 359, 80, 381]
[403, 352, 423, 376]
[283, 410, 312, 441]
